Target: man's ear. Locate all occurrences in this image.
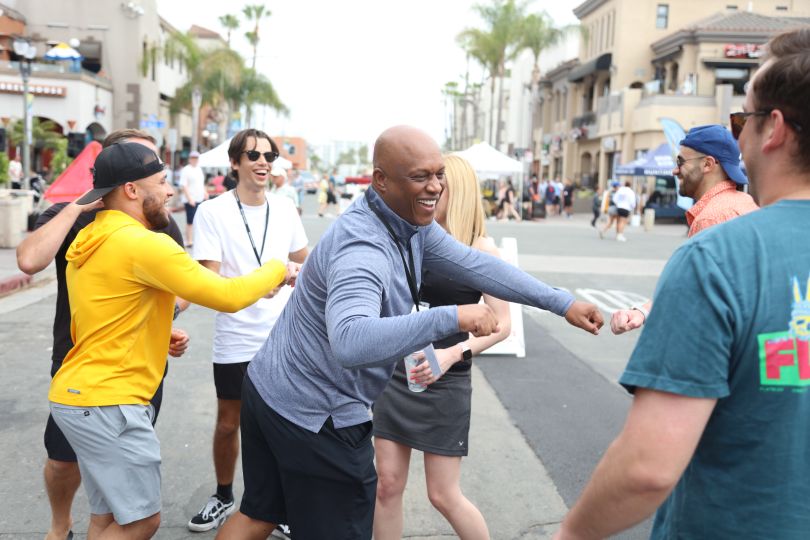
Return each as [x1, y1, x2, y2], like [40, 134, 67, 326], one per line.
[761, 109, 790, 155]
[123, 182, 139, 201]
[372, 167, 387, 194]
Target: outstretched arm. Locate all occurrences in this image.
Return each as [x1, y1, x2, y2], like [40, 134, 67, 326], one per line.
[17, 193, 102, 274]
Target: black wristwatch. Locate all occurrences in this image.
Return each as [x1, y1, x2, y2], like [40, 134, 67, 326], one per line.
[461, 343, 472, 362]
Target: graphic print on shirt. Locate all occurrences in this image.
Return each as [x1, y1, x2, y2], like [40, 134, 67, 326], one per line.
[758, 275, 810, 391]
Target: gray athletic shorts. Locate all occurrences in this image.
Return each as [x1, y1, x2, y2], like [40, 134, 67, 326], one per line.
[49, 402, 161, 524]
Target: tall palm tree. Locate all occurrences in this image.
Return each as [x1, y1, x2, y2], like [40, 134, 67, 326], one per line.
[520, 13, 578, 158]
[218, 14, 240, 47]
[242, 4, 270, 70]
[457, 28, 500, 145]
[231, 67, 288, 124]
[460, 0, 530, 148]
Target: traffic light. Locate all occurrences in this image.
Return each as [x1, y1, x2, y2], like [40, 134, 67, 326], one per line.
[67, 133, 86, 158]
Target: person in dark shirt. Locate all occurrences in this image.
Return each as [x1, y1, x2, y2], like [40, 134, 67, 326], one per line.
[16, 129, 189, 540]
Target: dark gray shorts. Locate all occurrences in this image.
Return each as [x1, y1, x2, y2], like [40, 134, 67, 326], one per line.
[50, 402, 161, 524]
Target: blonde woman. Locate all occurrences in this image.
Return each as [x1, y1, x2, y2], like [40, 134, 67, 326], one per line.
[372, 154, 512, 540]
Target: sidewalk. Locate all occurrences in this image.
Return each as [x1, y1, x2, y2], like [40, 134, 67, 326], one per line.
[0, 242, 56, 297]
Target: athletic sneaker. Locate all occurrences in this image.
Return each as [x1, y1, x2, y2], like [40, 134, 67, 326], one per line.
[617, 234, 627, 242]
[272, 524, 293, 539]
[188, 493, 236, 532]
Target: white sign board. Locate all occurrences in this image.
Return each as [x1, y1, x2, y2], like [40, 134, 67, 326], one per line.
[480, 236, 526, 358]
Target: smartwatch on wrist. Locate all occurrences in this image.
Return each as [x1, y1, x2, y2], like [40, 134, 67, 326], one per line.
[461, 343, 472, 362]
[631, 305, 649, 323]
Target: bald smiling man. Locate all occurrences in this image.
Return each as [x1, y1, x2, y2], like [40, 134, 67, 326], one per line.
[217, 126, 604, 540]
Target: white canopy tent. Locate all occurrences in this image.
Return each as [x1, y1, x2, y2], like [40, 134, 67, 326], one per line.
[454, 142, 523, 178]
[198, 138, 292, 170]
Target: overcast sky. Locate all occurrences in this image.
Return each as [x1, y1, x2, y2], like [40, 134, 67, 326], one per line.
[158, 0, 581, 148]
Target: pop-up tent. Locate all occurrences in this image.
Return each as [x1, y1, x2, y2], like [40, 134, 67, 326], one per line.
[44, 141, 103, 203]
[455, 142, 523, 178]
[198, 138, 292, 169]
[615, 142, 693, 210]
[615, 143, 676, 176]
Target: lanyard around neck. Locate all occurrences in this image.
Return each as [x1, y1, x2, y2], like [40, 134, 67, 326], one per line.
[366, 193, 420, 311]
[234, 192, 269, 267]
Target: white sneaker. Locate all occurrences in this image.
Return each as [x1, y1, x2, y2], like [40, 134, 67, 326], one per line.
[188, 494, 236, 532]
[617, 234, 627, 242]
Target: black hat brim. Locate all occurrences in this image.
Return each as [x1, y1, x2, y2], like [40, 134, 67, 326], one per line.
[76, 186, 117, 205]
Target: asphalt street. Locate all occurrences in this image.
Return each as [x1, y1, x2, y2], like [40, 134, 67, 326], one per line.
[0, 192, 688, 539]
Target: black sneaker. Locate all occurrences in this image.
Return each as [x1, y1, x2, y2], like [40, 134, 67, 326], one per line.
[272, 524, 292, 539]
[187, 493, 236, 532]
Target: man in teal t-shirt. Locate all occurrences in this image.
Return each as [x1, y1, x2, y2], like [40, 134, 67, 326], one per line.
[555, 28, 810, 540]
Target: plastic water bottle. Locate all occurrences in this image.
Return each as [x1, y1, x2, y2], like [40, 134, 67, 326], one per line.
[404, 353, 427, 393]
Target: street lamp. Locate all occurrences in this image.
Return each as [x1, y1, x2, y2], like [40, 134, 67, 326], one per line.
[191, 88, 202, 153]
[12, 37, 36, 191]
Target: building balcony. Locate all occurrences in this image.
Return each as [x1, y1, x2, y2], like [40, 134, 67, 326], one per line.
[0, 61, 112, 89]
[572, 111, 596, 129]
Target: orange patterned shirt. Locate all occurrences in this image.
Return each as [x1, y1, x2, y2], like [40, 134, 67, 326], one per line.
[686, 180, 759, 237]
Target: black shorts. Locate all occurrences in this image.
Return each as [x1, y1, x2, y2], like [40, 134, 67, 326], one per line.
[184, 202, 199, 224]
[213, 361, 249, 400]
[45, 360, 166, 462]
[239, 376, 376, 539]
[617, 208, 631, 218]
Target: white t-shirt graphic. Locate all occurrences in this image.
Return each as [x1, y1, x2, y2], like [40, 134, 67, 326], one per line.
[192, 191, 308, 364]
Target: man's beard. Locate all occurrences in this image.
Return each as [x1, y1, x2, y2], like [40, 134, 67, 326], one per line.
[144, 192, 170, 229]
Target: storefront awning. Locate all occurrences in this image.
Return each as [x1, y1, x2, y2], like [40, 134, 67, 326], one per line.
[568, 53, 612, 82]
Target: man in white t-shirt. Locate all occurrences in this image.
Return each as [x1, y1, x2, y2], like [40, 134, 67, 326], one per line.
[611, 181, 636, 242]
[188, 129, 308, 536]
[180, 151, 208, 247]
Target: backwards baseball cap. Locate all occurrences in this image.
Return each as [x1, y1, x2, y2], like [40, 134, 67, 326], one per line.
[680, 125, 747, 185]
[77, 143, 165, 204]
[189, 151, 200, 158]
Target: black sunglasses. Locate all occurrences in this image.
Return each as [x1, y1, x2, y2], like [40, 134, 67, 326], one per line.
[241, 150, 279, 163]
[730, 110, 803, 140]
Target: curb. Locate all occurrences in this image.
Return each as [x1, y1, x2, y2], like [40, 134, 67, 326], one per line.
[0, 272, 32, 297]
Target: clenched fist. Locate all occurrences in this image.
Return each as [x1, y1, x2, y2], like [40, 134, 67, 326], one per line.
[457, 304, 499, 337]
[564, 301, 604, 335]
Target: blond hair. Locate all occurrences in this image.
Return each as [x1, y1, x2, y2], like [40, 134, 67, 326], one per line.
[443, 154, 487, 246]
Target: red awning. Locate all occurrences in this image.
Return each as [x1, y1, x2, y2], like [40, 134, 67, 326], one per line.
[44, 141, 103, 203]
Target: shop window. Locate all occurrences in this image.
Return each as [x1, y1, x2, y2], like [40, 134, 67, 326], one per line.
[656, 4, 669, 29]
[715, 67, 749, 95]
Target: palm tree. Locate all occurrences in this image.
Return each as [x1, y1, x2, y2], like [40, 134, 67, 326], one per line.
[9, 118, 63, 151]
[457, 28, 500, 145]
[459, 0, 530, 148]
[242, 4, 270, 70]
[230, 67, 288, 125]
[218, 14, 240, 47]
[520, 13, 579, 159]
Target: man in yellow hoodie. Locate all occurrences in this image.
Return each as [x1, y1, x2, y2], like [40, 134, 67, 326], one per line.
[48, 142, 294, 540]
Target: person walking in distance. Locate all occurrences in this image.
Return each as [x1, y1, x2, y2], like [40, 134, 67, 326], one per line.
[372, 154, 512, 540]
[216, 125, 603, 540]
[188, 129, 308, 537]
[555, 28, 810, 539]
[16, 129, 190, 540]
[179, 151, 207, 247]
